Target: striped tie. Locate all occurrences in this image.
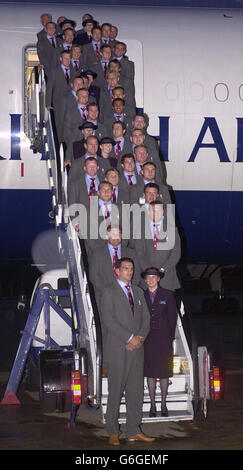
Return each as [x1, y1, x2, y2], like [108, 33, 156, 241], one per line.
[125, 284, 134, 314]
[89, 178, 95, 197]
[153, 223, 159, 250]
[64, 67, 69, 84]
[115, 141, 120, 158]
[128, 175, 133, 186]
[113, 247, 118, 278]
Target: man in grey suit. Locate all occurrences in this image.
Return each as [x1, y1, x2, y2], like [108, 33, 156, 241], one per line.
[130, 167, 171, 206]
[81, 181, 125, 257]
[82, 25, 102, 68]
[63, 87, 89, 146]
[37, 12, 52, 41]
[100, 257, 155, 445]
[105, 98, 133, 136]
[46, 50, 74, 144]
[117, 153, 139, 193]
[109, 122, 132, 161]
[70, 44, 87, 75]
[99, 70, 135, 122]
[67, 135, 110, 185]
[133, 200, 181, 291]
[88, 44, 112, 89]
[112, 42, 135, 82]
[89, 226, 141, 310]
[105, 168, 130, 205]
[37, 21, 63, 77]
[131, 114, 159, 154]
[68, 156, 100, 209]
[134, 144, 164, 183]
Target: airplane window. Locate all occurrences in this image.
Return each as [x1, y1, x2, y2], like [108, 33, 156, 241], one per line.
[165, 82, 179, 101]
[214, 83, 229, 102]
[239, 84, 243, 101]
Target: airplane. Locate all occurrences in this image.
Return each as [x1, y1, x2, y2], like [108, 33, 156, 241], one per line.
[1, 1, 243, 297]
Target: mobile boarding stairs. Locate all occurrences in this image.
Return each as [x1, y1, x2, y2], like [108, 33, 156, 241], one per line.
[1, 65, 213, 425]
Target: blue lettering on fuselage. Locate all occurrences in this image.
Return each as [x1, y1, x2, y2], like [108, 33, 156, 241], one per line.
[188, 117, 230, 162]
[158, 116, 241, 163]
[0, 114, 45, 161]
[0, 114, 22, 160]
[1, 114, 243, 163]
[236, 118, 243, 162]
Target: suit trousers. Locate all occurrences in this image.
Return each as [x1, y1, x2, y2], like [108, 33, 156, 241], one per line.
[106, 348, 144, 436]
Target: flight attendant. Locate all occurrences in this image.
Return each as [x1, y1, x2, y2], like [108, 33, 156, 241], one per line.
[142, 267, 177, 417]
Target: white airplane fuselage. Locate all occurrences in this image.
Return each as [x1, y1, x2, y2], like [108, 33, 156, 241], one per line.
[0, 3, 242, 263]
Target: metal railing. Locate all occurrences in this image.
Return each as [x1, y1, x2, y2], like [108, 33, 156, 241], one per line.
[27, 66, 102, 408]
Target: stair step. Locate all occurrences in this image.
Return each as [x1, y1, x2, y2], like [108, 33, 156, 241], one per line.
[101, 376, 189, 398]
[101, 409, 194, 424]
[102, 394, 190, 413]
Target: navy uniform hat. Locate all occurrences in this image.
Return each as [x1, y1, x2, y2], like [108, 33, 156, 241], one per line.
[78, 121, 98, 131]
[100, 137, 116, 146]
[82, 18, 97, 27]
[81, 69, 98, 80]
[141, 267, 164, 279]
[60, 19, 77, 29]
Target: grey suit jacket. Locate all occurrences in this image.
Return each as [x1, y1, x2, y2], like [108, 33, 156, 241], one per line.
[100, 282, 150, 364]
[67, 173, 98, 209]
[68, 155, 110, 187]
[116, 56, 135, 81]
[115, 186, 130, 205]
[118, 171, 139, 196]
[133, 215, 181, 291]
[46, 64, 75, 142]
[109, 138, 133, 161]
[65, 121, 108, 163]
[105, 114, 133, 137]
[37, 36, 63, 76]
[129, 176, 171, 205]
[99, 82, 136, 123]
[63, 104, 87, 146]
[82, 42, 101, 68]
[89, 244, 141, 307]
[70, 58, 87, 77]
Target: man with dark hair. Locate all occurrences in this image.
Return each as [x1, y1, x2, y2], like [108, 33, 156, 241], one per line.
[100, 257, 154, 445]
[68, 156, 100, 208]
[68, 135, 110, 184]
[89, 226, 140, 310]
[105, 98, 133, 136]
[109, 121, 132, 161]
[70, 44, 85, 75]
[113, 41, 135, 81]
[118, 154, 138, 194]
[46, 50, 74, 144]
[101, 22, 112, 46]
[63, 87, 89, 145]
[130, 162, 171, 205]
[82, 25, 102, 67]
[37, 21, 63, 77]
[133, 200, 181, 291]
[105, 168, 130, 204]
[61, 27, 75, 52]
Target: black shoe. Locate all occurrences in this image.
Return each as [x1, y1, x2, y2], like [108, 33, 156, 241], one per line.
[161, 406, 168, 417]
[149, 406, 157, 417]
